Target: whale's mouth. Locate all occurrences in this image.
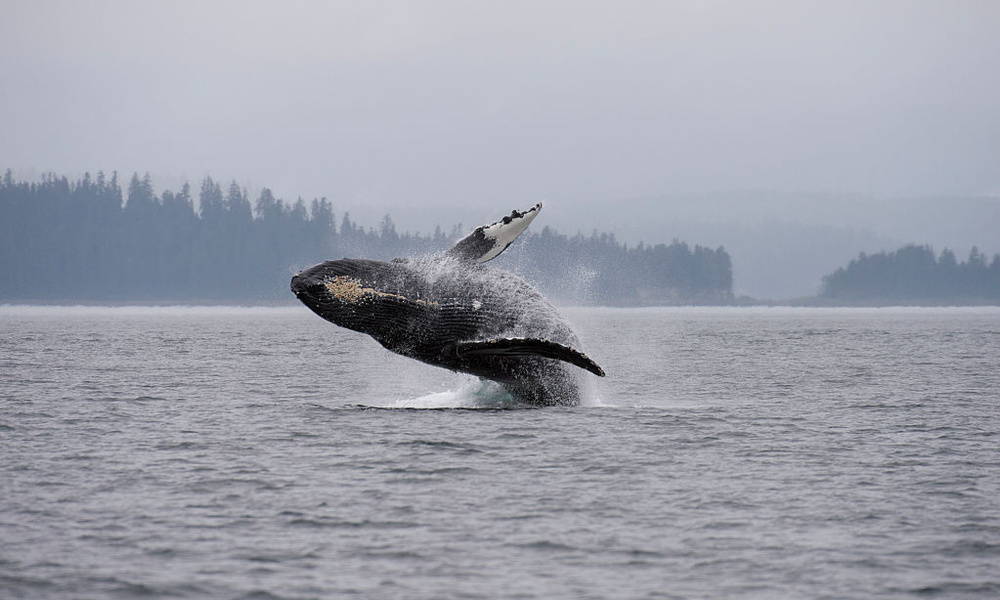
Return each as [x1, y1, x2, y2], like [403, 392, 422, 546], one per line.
[289, 272, 308, 297]
[291, 267, 342, 313]
[290, 271, 323, 303]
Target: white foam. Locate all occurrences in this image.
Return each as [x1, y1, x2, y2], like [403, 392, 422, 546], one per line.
[387, 379, 520, 409]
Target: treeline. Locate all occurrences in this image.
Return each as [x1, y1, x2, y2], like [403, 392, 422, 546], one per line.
[509, 229, 732, 305]
[820, 244, 1000, 304]
[0, 171, 733, 305]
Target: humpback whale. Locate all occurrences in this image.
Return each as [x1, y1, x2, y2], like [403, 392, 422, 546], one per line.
[290, 203, 604, 406]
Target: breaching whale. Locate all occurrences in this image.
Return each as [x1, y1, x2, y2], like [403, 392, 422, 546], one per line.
[290, 203, 605, 406]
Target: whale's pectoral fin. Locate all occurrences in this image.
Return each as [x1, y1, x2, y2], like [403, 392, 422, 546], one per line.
[445, 203, 542, 264]
[455, 337, 605, 377]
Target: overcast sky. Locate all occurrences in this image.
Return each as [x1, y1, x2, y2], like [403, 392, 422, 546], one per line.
[2, 0, 999, 209]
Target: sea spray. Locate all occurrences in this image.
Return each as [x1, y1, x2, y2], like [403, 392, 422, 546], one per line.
[388, 379, 521, 409]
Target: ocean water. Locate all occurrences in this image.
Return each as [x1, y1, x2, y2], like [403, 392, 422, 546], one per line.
[1, 305, 999, 599]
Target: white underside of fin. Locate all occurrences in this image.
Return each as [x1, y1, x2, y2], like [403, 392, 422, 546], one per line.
[443, 203, 543, 264]
[474, 203, 542, 263]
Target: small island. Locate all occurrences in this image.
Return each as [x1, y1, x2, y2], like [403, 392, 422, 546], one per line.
[818, 244, 1000, 305]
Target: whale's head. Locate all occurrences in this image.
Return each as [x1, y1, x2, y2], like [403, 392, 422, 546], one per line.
[291, 258, 436, 342]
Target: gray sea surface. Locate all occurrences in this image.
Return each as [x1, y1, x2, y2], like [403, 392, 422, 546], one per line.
[2, 305, 999, 599]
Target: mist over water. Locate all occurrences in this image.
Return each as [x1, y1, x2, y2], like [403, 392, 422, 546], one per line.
[4, 2, 1000, 308]
[2, 305, 998, 599]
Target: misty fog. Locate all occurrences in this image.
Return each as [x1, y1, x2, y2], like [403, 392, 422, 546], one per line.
[2, 1, 999, 300]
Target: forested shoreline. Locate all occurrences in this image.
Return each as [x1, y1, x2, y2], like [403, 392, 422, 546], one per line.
[0, 171, 734, 305]
[5, 170, 998, 306]
[819, 244, 1000, 305]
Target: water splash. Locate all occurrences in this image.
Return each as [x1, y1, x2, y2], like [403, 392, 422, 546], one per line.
[573, 368, 616, 407]
[387, 379, 523, 409]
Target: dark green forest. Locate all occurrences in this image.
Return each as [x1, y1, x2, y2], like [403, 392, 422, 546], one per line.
[820, 244, 1000, 304]
[0, 171, 734, 305]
